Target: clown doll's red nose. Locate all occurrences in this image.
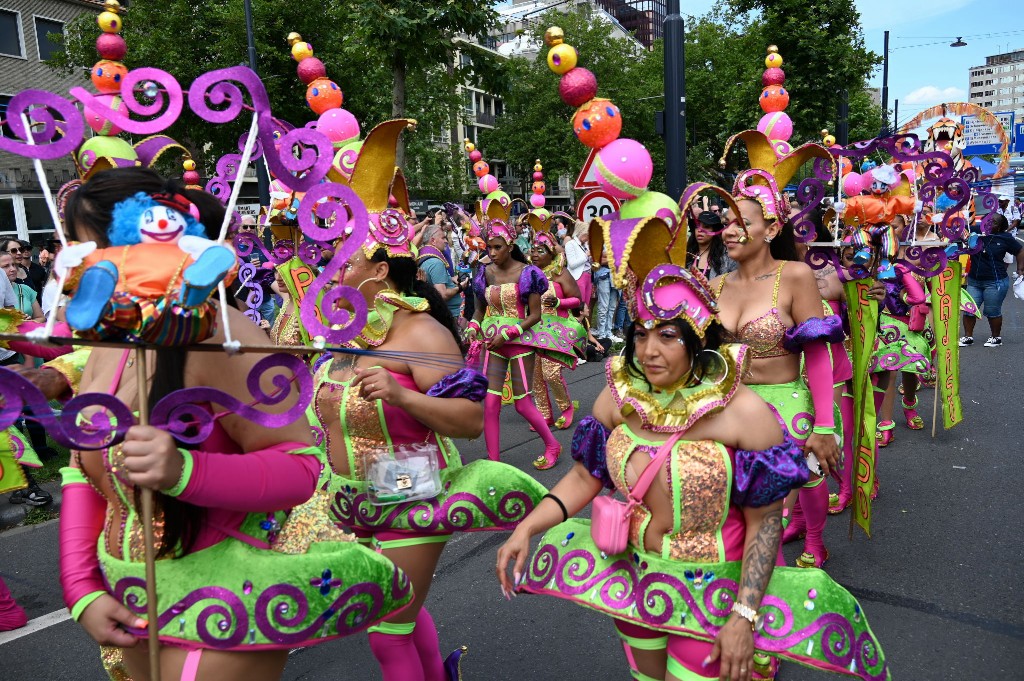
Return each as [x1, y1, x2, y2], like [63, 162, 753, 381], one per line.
[158, 219, 168, 229]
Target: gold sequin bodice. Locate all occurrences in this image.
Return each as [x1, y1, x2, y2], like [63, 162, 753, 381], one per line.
[604, 424, 731, 562]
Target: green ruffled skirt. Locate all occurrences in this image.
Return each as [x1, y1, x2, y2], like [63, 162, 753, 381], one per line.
[870, 314, 933, 375]
[522, 518, 889, 680]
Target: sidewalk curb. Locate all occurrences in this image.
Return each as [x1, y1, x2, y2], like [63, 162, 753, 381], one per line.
[0, 480, 62, 532]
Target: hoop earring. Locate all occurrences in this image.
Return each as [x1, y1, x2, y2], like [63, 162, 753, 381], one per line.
[697, 349, 729, 387]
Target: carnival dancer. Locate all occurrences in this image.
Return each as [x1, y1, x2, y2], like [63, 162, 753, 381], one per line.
[56, 169, 410, 680]
[529, 226, 584, 430]
[465, 147, 576, 470]
[496, 206, 889, 681]
[310, 120, 546, 681]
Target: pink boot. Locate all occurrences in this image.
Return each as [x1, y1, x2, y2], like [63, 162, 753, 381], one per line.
[513, 395, 561, 470]
[0, 576, 28, 632]
[829, 393, 854, 515]
[796, 479, 830, 569]
[781, 499, 805, 544]
[483, 393, 503, 461]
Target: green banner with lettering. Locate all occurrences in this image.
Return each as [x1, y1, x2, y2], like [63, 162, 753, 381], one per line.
[929, 262, 963, 429]
[843, 279, 878, 538]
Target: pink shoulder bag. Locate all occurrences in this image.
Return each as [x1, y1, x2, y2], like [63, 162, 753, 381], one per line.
[590, 431, 684, 555]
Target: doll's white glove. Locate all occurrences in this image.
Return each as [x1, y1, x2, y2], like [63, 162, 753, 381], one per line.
[54, 241, 97, 275]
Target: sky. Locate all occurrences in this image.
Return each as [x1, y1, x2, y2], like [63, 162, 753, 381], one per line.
[499, 0, 1022, 127]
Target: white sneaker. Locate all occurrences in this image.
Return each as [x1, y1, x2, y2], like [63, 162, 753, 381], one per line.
[983, 336, 1002, 347]
[610, 331, 624, 342]
[958, 336, 973, 347]
[576, 357, 587, 365]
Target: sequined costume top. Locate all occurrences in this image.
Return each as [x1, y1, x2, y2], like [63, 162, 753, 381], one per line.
[269, 306, 303, 348]
[715, 263, 790, 359]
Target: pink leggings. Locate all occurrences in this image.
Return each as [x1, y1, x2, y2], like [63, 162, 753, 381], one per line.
[614, 620, 721, 680]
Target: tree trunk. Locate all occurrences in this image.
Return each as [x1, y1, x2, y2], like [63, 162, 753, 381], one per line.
[392, 56, 407, 168]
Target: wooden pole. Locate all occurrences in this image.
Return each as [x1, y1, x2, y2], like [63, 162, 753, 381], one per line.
[135, 349, 161, 681]
[931, 381, 940, 438]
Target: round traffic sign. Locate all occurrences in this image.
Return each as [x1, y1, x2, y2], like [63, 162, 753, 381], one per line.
[576, 189, 621, 222]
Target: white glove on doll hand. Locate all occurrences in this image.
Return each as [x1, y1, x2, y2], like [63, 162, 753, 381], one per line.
[54, 241, 97, 274]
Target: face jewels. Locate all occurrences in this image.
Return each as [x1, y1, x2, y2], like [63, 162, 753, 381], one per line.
[643, 319, 655, 330]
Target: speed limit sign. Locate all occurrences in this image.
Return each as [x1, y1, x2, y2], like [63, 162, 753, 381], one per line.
[576, 189, 621, 222]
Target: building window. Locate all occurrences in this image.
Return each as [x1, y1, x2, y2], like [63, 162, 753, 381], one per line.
[34, 17, 63, 61]
[0, 9, 23, 57]
[0, 94, 13, 137]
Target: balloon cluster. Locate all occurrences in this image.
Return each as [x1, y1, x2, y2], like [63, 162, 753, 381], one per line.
[755, 46, 794, 159]
[464, 140, 510, 208]
[288, 33, 362, 180]
[545, 26, 678, 224]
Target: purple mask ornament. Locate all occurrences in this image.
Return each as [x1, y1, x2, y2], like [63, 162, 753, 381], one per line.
[148, 353, 313, 444]
[296, 182, 370, 345]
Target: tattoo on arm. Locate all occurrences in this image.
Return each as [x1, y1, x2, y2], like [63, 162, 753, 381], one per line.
[738, 507, 783, 610]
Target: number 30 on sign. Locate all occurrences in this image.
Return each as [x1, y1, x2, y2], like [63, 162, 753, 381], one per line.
[576, 190, 621, 222]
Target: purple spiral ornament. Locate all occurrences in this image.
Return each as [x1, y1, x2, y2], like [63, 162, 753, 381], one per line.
[298, 183, 370, 344]
[0, 367, 131, 449]
[149, 354, 313, 445]
[789, 176, 828, 243]
[71, 68, 183, 135]
[235, 261, 264, 325]
[0, 90, 84, 159]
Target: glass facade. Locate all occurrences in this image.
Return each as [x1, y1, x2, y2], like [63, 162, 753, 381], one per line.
[594, 0, 666, 48]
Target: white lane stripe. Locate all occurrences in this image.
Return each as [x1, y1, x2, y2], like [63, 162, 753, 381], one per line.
[0, 609, 71, 646]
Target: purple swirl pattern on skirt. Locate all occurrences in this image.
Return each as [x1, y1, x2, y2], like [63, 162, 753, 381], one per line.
[331, 489, 536, 533]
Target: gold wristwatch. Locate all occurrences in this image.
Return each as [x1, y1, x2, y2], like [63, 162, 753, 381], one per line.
[730, 602, 760, 632]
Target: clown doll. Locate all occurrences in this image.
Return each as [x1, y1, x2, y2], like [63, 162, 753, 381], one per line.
[836, 164, 921, 279]
[59, 191, 237, 345]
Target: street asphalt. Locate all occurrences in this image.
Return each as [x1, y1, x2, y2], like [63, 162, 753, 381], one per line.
[1, 303, 1022, 680]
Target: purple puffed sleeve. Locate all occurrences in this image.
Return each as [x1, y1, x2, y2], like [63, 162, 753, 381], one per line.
[732, 434, 809, 507]
[782, 315, 845, 354]
[570, 416, 614, 490]
[472, 266, 487, 301]
[426, 368, 488, 402]
[518, 265, 549, 304]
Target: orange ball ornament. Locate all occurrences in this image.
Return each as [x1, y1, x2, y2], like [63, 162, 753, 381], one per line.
[759, 85, 789, 113]
[306, 78, 343, 115]
[473, 161, 490, 177]
[91, 60, 127, 94]
[532, 181, 546, 195]
[573, 98, 622, 149]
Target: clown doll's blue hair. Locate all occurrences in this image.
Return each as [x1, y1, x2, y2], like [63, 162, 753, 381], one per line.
[108, 192, 207, 245]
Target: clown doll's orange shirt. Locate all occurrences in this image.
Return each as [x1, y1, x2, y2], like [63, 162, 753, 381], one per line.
[82, 243, 237, 299]
[844, 195, 917, 226]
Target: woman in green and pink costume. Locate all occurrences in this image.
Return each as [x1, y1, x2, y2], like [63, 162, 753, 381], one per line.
[308, 120, 545, 681]
[56, 169, 410, 681]
[497, 208, 888, 681]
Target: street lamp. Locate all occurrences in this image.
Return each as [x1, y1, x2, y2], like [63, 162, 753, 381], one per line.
[950, 37, 967, 47]
[664, 0, 687, 196]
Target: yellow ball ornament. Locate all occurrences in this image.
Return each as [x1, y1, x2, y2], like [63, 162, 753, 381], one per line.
[464, 140, 475, 153]
[547, 43, 578, 75]
[544, 27, 564, 47]
[183, 159, 196, 172]
[765, 45, 783, 69]
[292, 42, 314, 62]
[534, 160, 543, 172]
[97, 11, 122, 33]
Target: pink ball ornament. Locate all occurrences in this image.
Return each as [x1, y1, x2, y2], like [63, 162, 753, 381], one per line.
[842, 172, 865, 197]
[84, 94, 127, 135]
[595, 138, 653, 201]
[297, 57, 327, 85]
[759, 86, 789, 113]
[559, 68, 598, 108]
[757, 112, 793, 142]
[533, 171, 544, 181]
[469, 150, 483, 162]
[473, 161, 490, 178]
[317, 108, 360, 146]
[96, 33, 126, 61]
[183, 170, 201, 186]
[478, 174, 499, 194]
[762, 67, 785, 86]
[530, 193, 546, 208]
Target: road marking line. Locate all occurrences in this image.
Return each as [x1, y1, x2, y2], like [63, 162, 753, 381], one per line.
[0, 609, 71, 646]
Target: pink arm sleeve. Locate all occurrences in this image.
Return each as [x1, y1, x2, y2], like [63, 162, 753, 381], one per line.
[60, 481, 108, 612]
[804, 341, 835, 430]
[558, 296, 581, 309]
[174, 442, 319, 513]
[900, 269, 927, 306]
[6, 321, 74, 361]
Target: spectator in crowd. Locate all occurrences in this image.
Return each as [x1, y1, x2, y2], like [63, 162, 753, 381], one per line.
[592, 245, 619, 345]
[514, 214, 532, 256]
[563, 220, 592, 315]
[996, 195, 1021, 235]
[687, 210, 738, 279]
[961, 214, 1024, 348]
[418, 223, 464, 322]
